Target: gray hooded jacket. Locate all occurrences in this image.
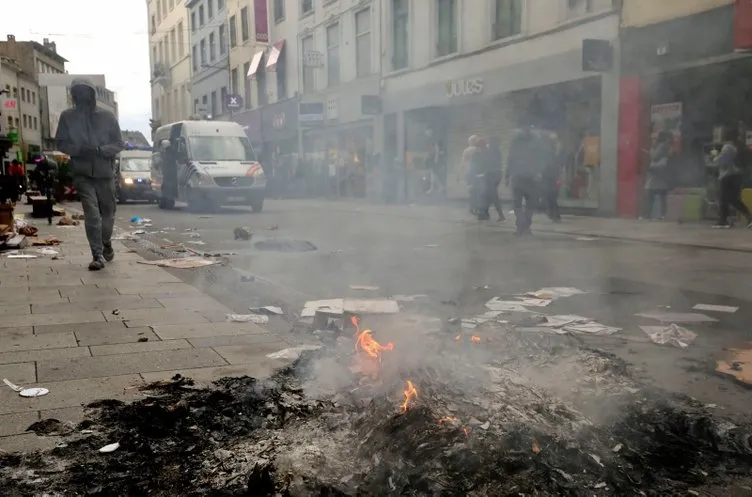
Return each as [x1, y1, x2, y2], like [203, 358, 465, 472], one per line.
[55, 78, 123, 178]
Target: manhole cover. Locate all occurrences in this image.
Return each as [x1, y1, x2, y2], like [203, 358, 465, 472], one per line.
[254, 239, 318, 252]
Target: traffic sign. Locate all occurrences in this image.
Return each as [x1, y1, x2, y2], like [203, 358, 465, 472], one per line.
[225, 94, 243, 111]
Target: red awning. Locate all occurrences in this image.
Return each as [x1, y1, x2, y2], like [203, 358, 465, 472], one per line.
[265, 40, 285, 71]
[247, 50, 264, 79]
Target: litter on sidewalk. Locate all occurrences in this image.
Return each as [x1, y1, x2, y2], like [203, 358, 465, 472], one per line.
[485, 298, 533, 313]
[3, 378, 49, 397]
[715, 347, 752, 385]
[32, 236, 61, 246]
[301, 299, 345, 317]
[636, 311, 717, 323]
[226, 313, 269, 324]
[137, 258, 220, 269]
[343, 299, 400, 314]
[5, 251, 36, 259]
[250, 306, 283, 315]
[693, 304, 739, 314]
[267, 345, 322, 361]
[640, 324, 698, 348]
[526, 287, 586, 300]
[36, 248, 59, 256]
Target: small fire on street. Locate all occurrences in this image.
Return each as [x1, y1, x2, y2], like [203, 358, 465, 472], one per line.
[2, 315, 752, 496]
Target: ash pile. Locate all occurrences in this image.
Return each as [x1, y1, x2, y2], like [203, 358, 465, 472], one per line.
[3, 317, 752, 496]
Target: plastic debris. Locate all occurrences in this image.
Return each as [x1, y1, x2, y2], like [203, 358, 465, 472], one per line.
[3, 378, 49, 397]
[6, 253, 37, 259]
[99, 442, 120, 453]
[514, 298, 551, 307]
[640, 324, 697, 348]
[226, 314, 269, 324]
[266, 345, 322, 361]
[526, 287, 585, 300]
[692, 303, 738, 314]
[392, 294, 430, 302]
[36, 248, 59, 256]
[562, 322, 621, 336]
[485, 298, 533, 313]
[636, 311, 717, 323]
[250, 306, 283, 315]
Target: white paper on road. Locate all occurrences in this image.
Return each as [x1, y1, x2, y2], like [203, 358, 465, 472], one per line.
[563, 323, 621, 336]
[226, 313, 269, 324]
[267, 345, 322, 361]
[301, 299, 345, 317]
[575, 237, 598, 241]
[540, 315, 592, 328]
[485, 298, 533, 313]
[392, 294, 429, 302]
[99, 442, 120, 453]
[349, 285, 379, 291]
[526, 287, 586, 300]
[6, 254, 37, 259]
[36, 248, 59, 256]
[636, 311, 717, 323]
[138, 258, 220, 269]
[514, 298, 551, 307]
[344, 299, 400, 314]
[251, 306, 283, 315]
[692, 304, 739, 314]
[641, 324, 697, 348]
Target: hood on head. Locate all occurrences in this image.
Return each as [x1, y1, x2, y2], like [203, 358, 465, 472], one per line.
[70, 77, 97, 108]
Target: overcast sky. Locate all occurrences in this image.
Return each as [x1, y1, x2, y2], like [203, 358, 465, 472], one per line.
[0, 0, 152, 139]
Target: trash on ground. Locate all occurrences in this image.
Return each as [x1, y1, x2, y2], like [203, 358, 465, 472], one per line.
[3, 378, 49, 397]
[32, 236, 61, 246]
[268, 224, 279, 231]
[137, 258, 220, 269]
[4, 234, 28, 249]
[36, 248, 59, 256]
[233, 227, 252, 240]
[132, 230, 146, 235]
[693, 303, 738, 314]
[251, 306, 283, 315]
[514, 298, 551, 307]
[350, 285, 379, 291]
[392, 294, 429, 302]
[526, 287, 585, 300]
[187, 240, 206, 245]
[98, 442, 120, 453]
[130, 217, 151, 225]
[562, 322, 621, 336]
[575, 237, 598, 241]
[17, 225, 38, 236]
[226, 313, 269, 324]
[460, 311, 508, 329]
[113, 233, 139, 240]
[71, 213, 85, 220]
[6, 253, 36, 259]
[301, 299, 345, 318]
[343, 299, 400, 314]
[715, 347, 752, 385]
[186, 232, 201, 239]
[240, 275, 255, 283]
[640, 324, 698, 348]
[485, 298, 533, 313]
[57, 216, 78, 226]
[636, 311, 717, 323]
[266, 345, 322, 361]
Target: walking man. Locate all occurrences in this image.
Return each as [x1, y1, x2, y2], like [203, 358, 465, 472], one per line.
[55, 78, 124, 270]
[711, 125, 752, 229]
[507, 126, 543, 235]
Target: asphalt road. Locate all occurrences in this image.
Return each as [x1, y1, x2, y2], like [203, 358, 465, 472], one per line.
[113, 198, 752, 414]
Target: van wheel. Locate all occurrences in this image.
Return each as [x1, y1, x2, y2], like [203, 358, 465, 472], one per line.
[158, 197, 175, 210]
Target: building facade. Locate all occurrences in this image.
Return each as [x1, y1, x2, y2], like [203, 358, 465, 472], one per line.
[0, 55, 42, 162]
[147, 0, 193, 128]
[616, 0, 752, 219]
[188, 0, 231, 118]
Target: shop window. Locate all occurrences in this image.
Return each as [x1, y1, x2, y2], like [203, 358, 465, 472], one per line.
[327, 23, 340, 87]
[392, 0, 409, 70]
[494, 0, 522, 40]
[6, 116, 11, 129]
[435, 0, 457, 57]
[301, 35, 315, 92]
[243, 62, 252, 108]
[241, 7, 250, 42]
[219, 24, 226, 54]
[355, 8, 371, 77]
[229, 15, 237, 47]
[11, 87, 17, 99]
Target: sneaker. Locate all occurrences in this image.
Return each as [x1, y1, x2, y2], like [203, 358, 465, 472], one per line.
[88, 257, 106, 271]
[103, 244, 115, 262]
[712, 224, 731, 229]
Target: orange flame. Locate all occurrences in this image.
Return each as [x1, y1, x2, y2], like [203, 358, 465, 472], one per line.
[470, 336, 481, 343]
[400, 380, 418, 412]
[352, 316, 394, 362]
[438, 416, 457, 424]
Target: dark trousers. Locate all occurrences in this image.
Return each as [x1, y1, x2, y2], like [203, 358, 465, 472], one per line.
[719, 174, 751, 225]
[643, 189, 668, 219]
[478, 171, 504, 220]
[512, 177, 538, 233]
[545, 187, 561, 221]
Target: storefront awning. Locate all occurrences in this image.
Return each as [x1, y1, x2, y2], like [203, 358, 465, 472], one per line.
[265, 40, 285, 71]
[247, 50, 264, 79]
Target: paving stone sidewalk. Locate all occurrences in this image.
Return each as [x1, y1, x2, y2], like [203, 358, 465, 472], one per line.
[0, 207, 296, 453]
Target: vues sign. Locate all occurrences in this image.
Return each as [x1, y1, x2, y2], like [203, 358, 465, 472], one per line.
[446, 78, 484, 98]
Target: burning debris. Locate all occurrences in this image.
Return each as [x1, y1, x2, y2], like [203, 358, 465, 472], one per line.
[2, 317, 752, 496]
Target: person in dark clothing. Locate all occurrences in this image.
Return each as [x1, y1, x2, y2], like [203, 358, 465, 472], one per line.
[472, 137, 491, 220]
[55, 77, 124, 270]
[642, 131, 672, 220]
[482, 137, 505, 221]
[711, 129, 752, 229]
[8, 160, 24, 203]
[507, 127, 544, 234]
[539, 132, 561, 222]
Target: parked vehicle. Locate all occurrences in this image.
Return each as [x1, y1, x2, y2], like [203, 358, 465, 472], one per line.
[115, 149, 156, 203]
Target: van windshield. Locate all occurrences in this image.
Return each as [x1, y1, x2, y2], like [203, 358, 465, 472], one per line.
[188, 136, 257, 162]
[120, 158, 151, 172]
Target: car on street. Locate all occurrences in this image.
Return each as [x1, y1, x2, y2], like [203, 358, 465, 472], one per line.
[116, 149, 156, 203]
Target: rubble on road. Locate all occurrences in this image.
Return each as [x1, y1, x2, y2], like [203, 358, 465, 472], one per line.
[640, 324, 698, 348]
[716, 346, 752, 386]
[226, 313, 269, 324]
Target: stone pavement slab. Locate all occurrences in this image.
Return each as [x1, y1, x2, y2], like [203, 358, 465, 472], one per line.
[0, 290, 66, 305]
[0, 311, 106, 329]
[0, 304, 31, 316]
[0, 412, 39, 437]
[0, 332, 78, 353]
[109, 309, 211, 327]
[0, 347, 91, 366]
[74, 326, 157, 346]
[0, 362, 37, 384]
[0, 327, 33, 338]
[139, 362, 289, 386]
[89, 339, 192, 356]
[114, 282, 201, 296]
[156, 296, 232, 311]
[37, 348, 228, 382]
[33, 321, 129, 335]
[212, 343, 290, 365]
[0, 374, 144, 415]
[33, 298, 164, 314]
[152, 322, 267, 340]
[188, 334, 287, 348]
[0, 433, 61, 453]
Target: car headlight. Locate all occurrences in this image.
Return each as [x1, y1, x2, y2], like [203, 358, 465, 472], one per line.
[123, 177, 134, 185]
[196, 173, 214, 186]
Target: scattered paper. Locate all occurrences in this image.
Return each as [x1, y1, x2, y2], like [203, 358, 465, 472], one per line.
[641, 324, 697, 348]
[636, 311, 717, 323]
[343, 299, 400, 314]
[527, 287, 585, 300]
[112, 234, 139, 240]
[575, 237, 598, 241]
[392, 294, 429, 302]
[132, 230, 146, 235]
[563, 322, 621, 336]
[187, 240, 206, 245]
[3, 379, 49, 397]
[349, 285, 379, 291]
[266, 345, 322, 361]
[540, 315, 590, 328]
[36, 248, 59, 256]
[514, 298, 551, 307]
[6, 254, 37, 259]
[301, 299, 345, 318]
[250, 306, 283, 315]
[99, 442, 120, 453]
[485, 298, 533, 313]
[226, 314, 269, 324]
[693, 304, 738, 314]
[138, 258, 220, 269]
